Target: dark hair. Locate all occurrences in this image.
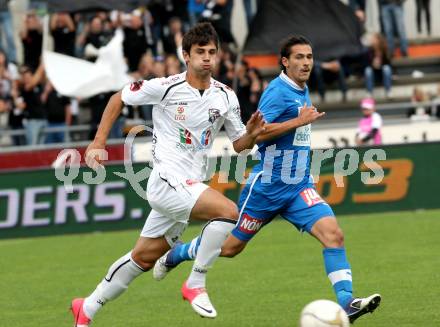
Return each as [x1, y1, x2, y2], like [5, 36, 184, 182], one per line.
[279, 35, 312, 72]
[182, 22, 219, 54]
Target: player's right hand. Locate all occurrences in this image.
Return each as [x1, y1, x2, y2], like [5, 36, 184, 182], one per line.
[298, 102, 325, 126]
[85, 140, 107, 170]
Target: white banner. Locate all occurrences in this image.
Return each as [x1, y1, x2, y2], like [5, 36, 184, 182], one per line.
[43, 29, 133, 99]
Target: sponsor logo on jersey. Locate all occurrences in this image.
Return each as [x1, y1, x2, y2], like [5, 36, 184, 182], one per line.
[179, 128, 192, 144]
[200, 128, 212, 146]
[175, 106, 186, 121]
[238, 214, 263, 234]
[213, 81, 232, 91]
[293, 124, 311, 146]
[161, 76, 181, 85]
[208, 108, 221, 124]
[300, 188, 325, 207]
[129, 80, 143, 91]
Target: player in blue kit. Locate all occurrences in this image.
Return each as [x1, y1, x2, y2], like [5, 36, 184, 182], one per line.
[153, 36, 381, 323]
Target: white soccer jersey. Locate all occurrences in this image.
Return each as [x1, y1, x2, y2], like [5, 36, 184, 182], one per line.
[121, 72, 246, 182]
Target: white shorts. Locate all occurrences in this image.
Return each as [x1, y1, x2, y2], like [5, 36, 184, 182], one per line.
[140, 169, 208, 246]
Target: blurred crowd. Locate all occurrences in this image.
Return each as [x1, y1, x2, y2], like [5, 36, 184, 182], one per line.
[0, 0, 438, 147]
[0, 0, 265, 146]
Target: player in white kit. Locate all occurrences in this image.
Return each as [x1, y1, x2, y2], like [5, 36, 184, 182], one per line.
[70, 22, 265, 326]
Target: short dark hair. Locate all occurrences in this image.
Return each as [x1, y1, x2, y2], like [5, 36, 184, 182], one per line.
[182, 22, 219, 54]
[279, 35, 312, 72]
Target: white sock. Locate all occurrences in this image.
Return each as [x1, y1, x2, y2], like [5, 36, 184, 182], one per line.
[83, 251, 145, 319]
[187, 219, 235, 289]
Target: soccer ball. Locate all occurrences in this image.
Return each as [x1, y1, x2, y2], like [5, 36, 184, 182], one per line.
[299, 300, 349, 327]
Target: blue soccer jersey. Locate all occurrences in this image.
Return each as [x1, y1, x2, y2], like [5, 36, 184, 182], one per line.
[232, 72, 334, 242]
[255, 71, 312, 188]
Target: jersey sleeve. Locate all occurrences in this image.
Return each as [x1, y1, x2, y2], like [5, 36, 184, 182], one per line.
[121, 78, 166, 106]
[223, 91, 246, 142]
[258, 87, 286, 123]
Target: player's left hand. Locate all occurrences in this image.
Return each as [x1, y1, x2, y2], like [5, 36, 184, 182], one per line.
[246, 110, 266, 139]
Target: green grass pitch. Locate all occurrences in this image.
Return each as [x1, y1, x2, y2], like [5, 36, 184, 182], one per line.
[1, 209, 440, 326]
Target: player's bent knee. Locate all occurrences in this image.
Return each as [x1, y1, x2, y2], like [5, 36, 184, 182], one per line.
[324, 228, 344, 248]
[131, 249, 155, 271]
[221, 200, 239, 220]
[225, 207, 239, 221]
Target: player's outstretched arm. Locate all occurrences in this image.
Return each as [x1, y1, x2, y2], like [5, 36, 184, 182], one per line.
[85, 91, 124, 168]
[256, 103, 325, 143]
[232, 111, 266, 153]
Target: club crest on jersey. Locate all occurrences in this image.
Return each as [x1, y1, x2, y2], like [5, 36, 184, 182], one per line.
[208, 109, 221, 124]
[175, 106, 186, 121]
[300, 188, 325, 207]
[239, 214, 263, 234]
[130, 80, 143, 91]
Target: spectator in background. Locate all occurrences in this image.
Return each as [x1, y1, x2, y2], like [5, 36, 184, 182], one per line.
[162, 16, 184, 56]
[409, 86, 430, 119]
[132, 53, 155, 80]
[379, 0, 408, 57]
[1, 50, 24, 145]
[152, 57, 166, 78]
[165, 54, 182, 75]
[122, 12, 149, 72]
[82, 16, 113, 62]
[41, 81, 71, 143]
[130, 53, 156, 122]
[364, 33, 392, 98]
[415, 0, 431, 36]
[0, 48, 13, 144]
[203, 0, 235, 44]
[312, 59, 348, 102]
[20, 11, 43, 71]
[8, 88, 26, 145]
[50, 13, 76, 57]
[17, 64, 47, 145]
[236, 60, 253, 123]
[0, 85, 10, 143]
[0, 49, 18, 86]
[355, 97, 383, 146]
[88, 92, 111, 140]
[0, 50, 13, 105]
[215, 43, 235, 85]
[0, 0, 17, 63]
[248, 67, 265, 111]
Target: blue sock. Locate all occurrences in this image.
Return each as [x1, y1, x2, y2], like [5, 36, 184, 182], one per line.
[323, 247, 353, 308]
[166, 236, 201, 267]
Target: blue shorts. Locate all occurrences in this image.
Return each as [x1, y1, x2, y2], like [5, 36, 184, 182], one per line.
[231, 172, 335, 242]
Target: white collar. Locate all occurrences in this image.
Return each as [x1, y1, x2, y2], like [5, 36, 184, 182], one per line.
[280, 71, 305, 91]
